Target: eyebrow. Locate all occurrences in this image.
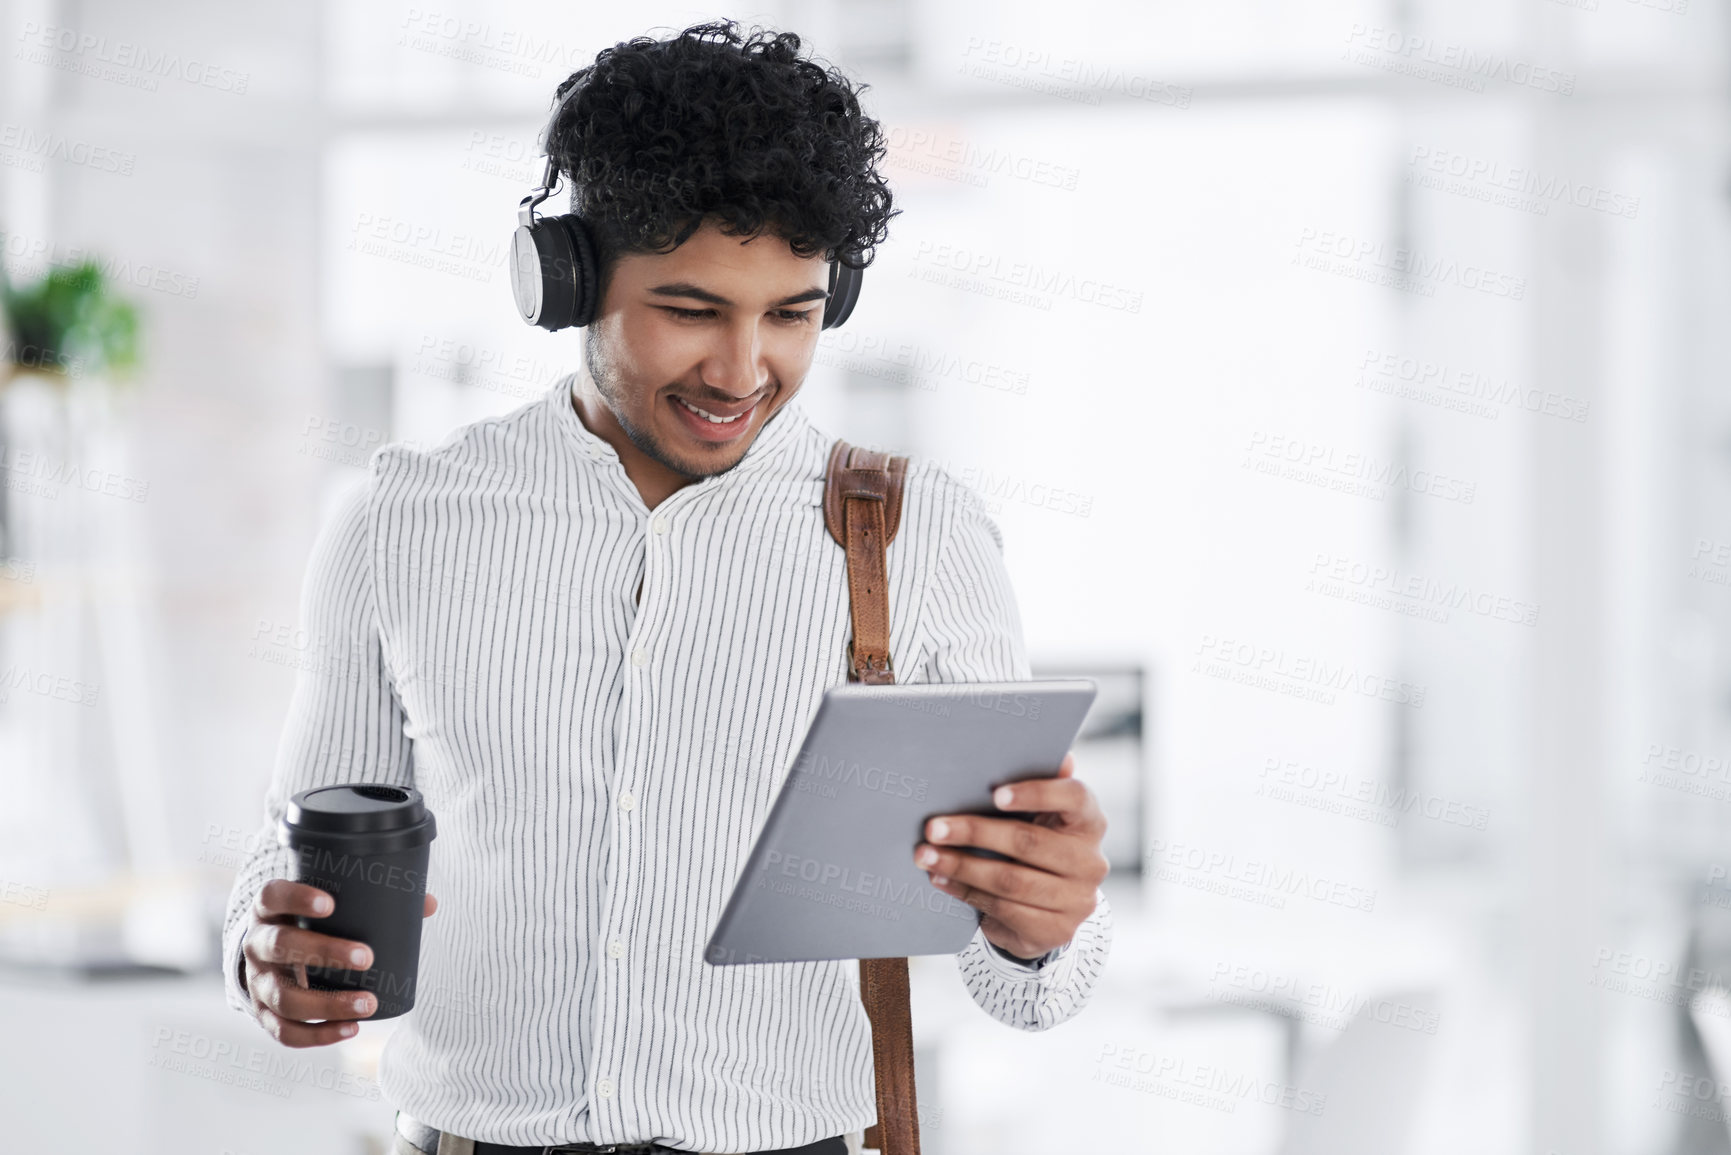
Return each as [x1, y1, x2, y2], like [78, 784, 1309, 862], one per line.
[647, 282, 830, 308]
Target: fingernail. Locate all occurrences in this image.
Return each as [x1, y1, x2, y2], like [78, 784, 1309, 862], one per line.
[929, 818, 949, 840]
[351, 949, 369, 967]
[932, 875, 949, 886]
[917, 846, 939, 866]
[340, 1024, 356, 1037]
[355, 995, 375, 1013]
[314, 897, 333, 915]
[994, 787, 1014, 808]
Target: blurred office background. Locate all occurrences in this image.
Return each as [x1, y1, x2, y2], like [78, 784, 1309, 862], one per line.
[1, 0, 1728, 1151]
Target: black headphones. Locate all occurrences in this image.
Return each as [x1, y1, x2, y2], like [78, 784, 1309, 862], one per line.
[508, 83, 864, 332]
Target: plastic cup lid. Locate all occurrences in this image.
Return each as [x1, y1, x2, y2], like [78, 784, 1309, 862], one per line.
[284, 783, 432, 837]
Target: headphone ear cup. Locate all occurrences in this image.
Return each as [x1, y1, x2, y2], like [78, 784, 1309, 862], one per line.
[821, 259, 863, 330]
[508, 213, 600, 331]
[511, 217, 575, 330]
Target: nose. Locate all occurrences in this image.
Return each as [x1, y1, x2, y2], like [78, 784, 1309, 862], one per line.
[700, 317, 770, 400]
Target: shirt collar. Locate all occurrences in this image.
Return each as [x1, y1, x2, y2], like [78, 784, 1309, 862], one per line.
[551, 372, 811, 481]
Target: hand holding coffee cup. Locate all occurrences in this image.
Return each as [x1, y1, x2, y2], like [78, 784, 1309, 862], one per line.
[241, 880, 437, 1047]
[241, 784, 439, 1045]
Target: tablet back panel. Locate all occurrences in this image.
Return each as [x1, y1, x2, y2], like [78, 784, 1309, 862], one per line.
[704, 679, 1097, 964]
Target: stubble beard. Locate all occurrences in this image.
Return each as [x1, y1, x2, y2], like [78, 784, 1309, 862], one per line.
[583, 327, 751, 481]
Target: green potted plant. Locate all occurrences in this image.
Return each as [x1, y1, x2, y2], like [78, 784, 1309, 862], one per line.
[0, 253, 140, 386]
[0, 249, 142, 568]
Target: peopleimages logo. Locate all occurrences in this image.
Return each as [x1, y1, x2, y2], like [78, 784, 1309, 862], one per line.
[149, 1027, 379, 1101]
[1306, 551, 1539, 628]
[299, 417, 384, 469]
[1193, 631, 1428, 710]
[901, 685, 1046, 720]
[911, 240, 1144, 313]
[792, 750, 930, 803]
[0, 338, 90, 376]
[932, 457, 1094, 519]
[1658, 1069, 1731, 1123]
[293, 845, 425, 896]
[397, 8, 588, 76]
[1208, 962, 1441, 1035]
[1145, 838, 1379, 913]
[958, 37, 1192, 108]
[1342, 24, 1576, 95]
[756, 849, 976, 922]
[15, 21, 252, 95]
[0, 122, 136, 175]
[1637, 740, 1731, 803]
[1356, 347, 1590, 423]
[0, 663, 100, 708]
[1258, 756, 1492, 831]
[410, 334, 564, 402]
[0, 879, 50, 911]
[883, 126, 1082, 192]
[2, 232, 198, 300]
[1294, 227, 1526, 300]
[1406, 145, 1640, 219]
[345, 212, 506, 284]
[0, 442, 150, 502]
[1588, 947, 1731, 1015]
[813, 330, 1032, 397]
[1243, 429, 1477, 505]
[1093, 1041, 1328, 1116]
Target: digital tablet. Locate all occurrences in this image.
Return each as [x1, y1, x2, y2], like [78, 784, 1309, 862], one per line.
[703, 678, 1098, 965]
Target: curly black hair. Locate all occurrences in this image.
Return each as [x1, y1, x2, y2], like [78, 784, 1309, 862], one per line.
[545, 20, 897, 297]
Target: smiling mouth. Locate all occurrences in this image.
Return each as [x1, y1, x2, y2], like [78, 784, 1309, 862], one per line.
[666, 392, 767, 445]
[673, 396, 752, 425]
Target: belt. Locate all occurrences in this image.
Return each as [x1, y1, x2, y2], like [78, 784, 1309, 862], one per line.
[395, 1110, 849, 1155]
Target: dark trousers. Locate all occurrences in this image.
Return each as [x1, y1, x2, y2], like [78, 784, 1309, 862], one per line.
[392, 1110, 850, 1155]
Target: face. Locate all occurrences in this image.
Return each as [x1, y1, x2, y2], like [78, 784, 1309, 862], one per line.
[581, 219, 830, 479]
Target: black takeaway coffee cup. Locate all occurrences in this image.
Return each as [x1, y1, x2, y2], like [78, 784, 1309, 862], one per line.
[279, 784, 437, 1020]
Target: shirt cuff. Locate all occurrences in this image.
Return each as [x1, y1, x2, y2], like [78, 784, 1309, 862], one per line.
[979, 928, 1070, 977]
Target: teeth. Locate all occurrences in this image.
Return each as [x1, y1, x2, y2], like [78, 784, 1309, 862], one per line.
[676, 397, 747, 424]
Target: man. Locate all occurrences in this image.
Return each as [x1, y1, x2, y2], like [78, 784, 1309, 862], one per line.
[223, 21, 1113, 1155]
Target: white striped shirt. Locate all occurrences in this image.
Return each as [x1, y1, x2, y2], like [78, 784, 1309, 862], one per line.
[221, 376, 1112, 1150]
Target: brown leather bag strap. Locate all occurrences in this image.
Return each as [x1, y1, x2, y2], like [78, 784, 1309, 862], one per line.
[823, 438, 920, 1155]
[823, 439, 908, 686]
[857, 956, 918, 1155]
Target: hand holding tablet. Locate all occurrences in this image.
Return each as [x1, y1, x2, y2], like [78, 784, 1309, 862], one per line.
[913, 750, 1111, 964]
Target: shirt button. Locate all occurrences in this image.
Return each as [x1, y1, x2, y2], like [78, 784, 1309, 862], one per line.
[618, 792, 636, 812]
[652, 516, 669, 535]
[631, 647, 648, 668]
[608, 938, 625, 958]
[597, 1077, 614, 1098]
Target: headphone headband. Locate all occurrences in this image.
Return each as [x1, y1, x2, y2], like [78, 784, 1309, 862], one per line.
[516, 82, 579, 230]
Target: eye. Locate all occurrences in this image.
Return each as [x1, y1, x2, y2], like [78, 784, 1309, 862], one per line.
[775, 309, 816, 324]
[661, 306, 715, 320]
